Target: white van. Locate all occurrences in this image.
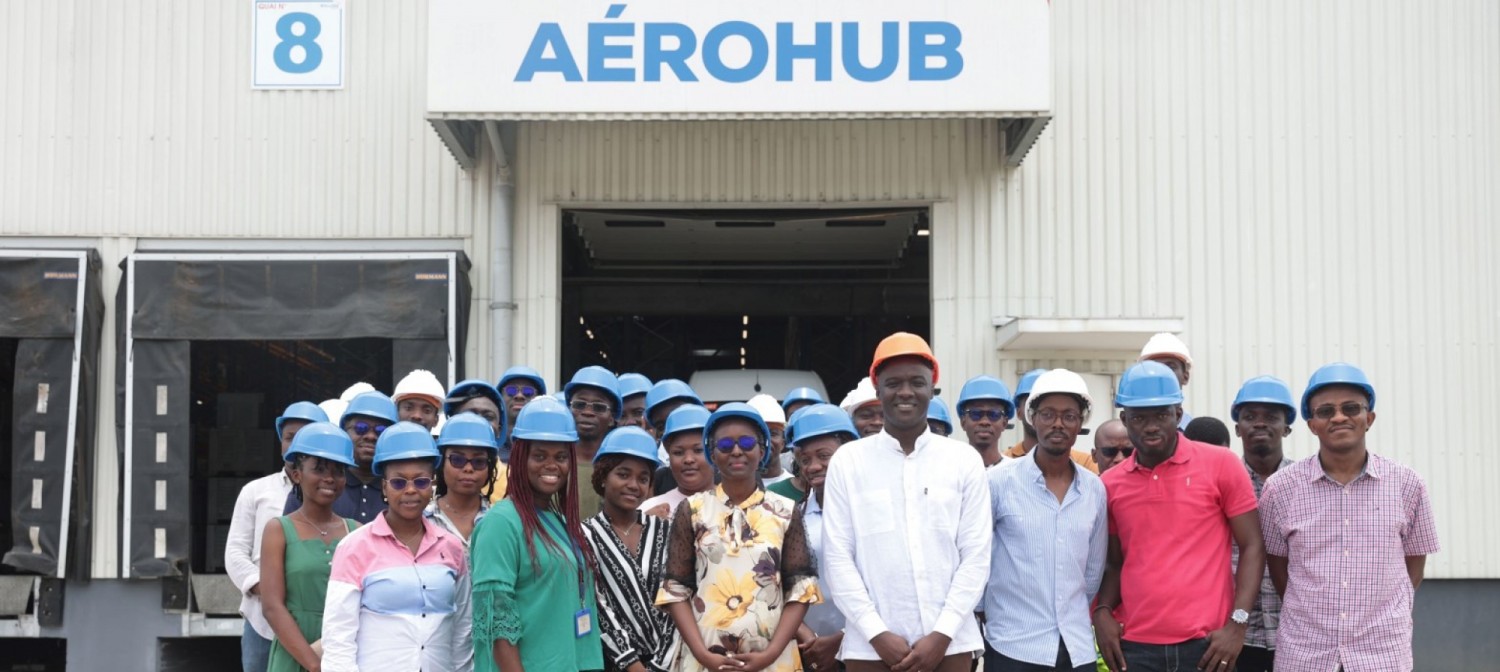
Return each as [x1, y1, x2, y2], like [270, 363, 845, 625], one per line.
[687, 369, 829, 409]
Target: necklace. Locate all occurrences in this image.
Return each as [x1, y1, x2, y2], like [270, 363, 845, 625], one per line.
[296, 511, 335, 537]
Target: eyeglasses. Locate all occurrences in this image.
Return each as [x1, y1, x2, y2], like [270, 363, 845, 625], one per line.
[1099, 446, 1135, 459]
[350, 421, 389, 436]
[1311, 402, 1367, 421]
[569, 400, 613, 415]
[1032, 409, 1083, 425]
[446, 454, 492, 471]
[713, 435, 761, 453]
[503, 384, 539, 398]
[385, 476, 433, 491]
[1122, 410, 1175, 428]
[964, 409, 1006, 422]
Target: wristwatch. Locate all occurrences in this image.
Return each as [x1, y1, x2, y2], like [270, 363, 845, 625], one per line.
[1230, 609, 1250, 625]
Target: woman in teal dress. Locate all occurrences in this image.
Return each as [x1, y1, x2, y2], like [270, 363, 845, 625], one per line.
[471, 395, 605, 672]
[260, 422, 359, 672]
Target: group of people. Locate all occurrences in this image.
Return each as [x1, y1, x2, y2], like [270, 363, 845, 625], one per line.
[223, 332, 1437, 672]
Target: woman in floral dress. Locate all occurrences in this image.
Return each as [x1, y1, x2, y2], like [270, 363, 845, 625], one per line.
[656, 402, 820, 672]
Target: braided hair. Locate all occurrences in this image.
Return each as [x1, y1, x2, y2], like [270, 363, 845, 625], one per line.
[504, 438, 596, 575]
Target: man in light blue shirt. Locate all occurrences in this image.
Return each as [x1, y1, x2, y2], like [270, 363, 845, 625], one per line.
[983, 369, 1108, 672]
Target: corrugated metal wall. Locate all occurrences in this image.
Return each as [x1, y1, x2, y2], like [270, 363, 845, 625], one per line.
[512, 0, 1500, 579]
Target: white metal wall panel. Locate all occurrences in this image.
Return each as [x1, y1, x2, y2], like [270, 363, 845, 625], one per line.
[0, 0, 486, 241]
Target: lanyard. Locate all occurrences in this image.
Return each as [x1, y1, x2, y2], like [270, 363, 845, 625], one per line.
[539, 512, 588, 608]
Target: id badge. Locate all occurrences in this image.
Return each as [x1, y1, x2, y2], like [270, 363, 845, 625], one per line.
[574, 608, 593, 638]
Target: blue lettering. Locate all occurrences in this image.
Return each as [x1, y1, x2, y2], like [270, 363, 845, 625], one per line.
[908, 22, 963, 81]
[775, 22, 832, 82]
[644, 23, 698, 82]
[840, 22, 899, 82]
[588, 8, 635, 83]
[702, 21, 768, 83]
[515, 23, 582, 82]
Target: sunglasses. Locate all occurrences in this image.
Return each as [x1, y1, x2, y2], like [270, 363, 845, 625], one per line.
[503, 384, 539, 398]
[569, 400, 612, 415]
[350, 421, 389, 436]
[385, 476, 433, 492]
[1311, 402, 1367, 421]
[713, 435, 761, 453]
[964, 409, 1006, 422]
[446, 454, 492, 471]
[1099, 447, 1135, 459]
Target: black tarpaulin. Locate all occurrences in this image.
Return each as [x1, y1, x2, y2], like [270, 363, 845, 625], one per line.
[1, 250, 102, 578]
[117, 253, 470, 578]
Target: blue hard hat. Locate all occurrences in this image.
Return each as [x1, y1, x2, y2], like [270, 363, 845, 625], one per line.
[1115, 361, 1185, 408]
[437, 412, 499, 452]
[785, 405, 813, 443]
[1013, 368, 1048, 404]
[645, 379, 703, 428]
[341, 391, 398, 426]
[616, 373, 654, 399]
[1300, 363, 1375, 421]
[790, 403, 858, 448]
[957, 375, 1016, 419]
[284, 421, 357, 466]
[276, 401, 329, 442]
[497, 366, 548, 396]
[444, 379, 503, 417]
[594, 426, 662, 468]
[1232, 375, 1297, 424]
[703, 402, 774, 469]
[552, 391, 567, 402]
[564, 365, 623, 419]
[371, 421, 441, 476]
[512, 396, 580, 442]
[662, 404, 712, 442]
[927, 398, 954, 434]
[782, 387, 826, 412]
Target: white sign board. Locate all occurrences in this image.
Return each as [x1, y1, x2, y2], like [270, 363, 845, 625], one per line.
[252, 0, 346, 89]
[427, 0, 1050, 116]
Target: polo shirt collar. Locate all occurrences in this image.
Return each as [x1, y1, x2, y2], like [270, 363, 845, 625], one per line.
[368, 509, 437, 553]
[1122, 433, 1192, 473]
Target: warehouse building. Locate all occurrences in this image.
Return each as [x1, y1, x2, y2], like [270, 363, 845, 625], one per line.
[1, 0, 1497, 668]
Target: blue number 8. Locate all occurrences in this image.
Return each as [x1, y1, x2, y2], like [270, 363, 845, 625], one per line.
[273, 12, 323, 74]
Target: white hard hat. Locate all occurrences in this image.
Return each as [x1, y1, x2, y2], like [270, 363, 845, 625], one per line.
[318, 398, 348, 425]
[1138, 332, 1192, 366]
[839, 377, 880, 414]
[1025, 369, 1094, 425]
[340, 382, 376, 402]
[745, 394, 786, 425]
[392, 369, 445, 407]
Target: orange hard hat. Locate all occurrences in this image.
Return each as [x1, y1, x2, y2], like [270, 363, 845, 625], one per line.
[869, 332, 940, 384]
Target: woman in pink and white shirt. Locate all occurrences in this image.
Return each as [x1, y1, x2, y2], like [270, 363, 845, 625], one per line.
[322, 422, 473, 672]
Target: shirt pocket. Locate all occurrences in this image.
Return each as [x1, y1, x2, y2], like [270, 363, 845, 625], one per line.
[926, 485, 961, 531]
[850, 489, 896, 537]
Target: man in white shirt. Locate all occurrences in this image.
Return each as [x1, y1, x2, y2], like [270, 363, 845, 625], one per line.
[823, 332, 993, 672]
[225, 400, 326, 672]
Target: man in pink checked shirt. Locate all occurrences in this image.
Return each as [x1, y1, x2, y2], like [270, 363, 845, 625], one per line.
[1259, 363, 1440, 672]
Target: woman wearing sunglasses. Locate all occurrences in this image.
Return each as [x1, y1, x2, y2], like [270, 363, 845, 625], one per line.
[470, 395, 604, 672]
[261, 422, 358, 672]
[426, 412, 501, 545]
[657, 402, 821, 672]
[322, 422, 473, 672]
[582, 426, 681, 672]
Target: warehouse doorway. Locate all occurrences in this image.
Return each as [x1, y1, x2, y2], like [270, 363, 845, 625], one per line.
[560, 208, 931, 400]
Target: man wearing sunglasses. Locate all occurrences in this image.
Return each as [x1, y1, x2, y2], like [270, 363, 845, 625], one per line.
[956, 375, 1015, 469]
[564, 365, 623, 516]
[1258, 363, 1438, 672]
[1090, 420, 1132, 473]
[283, 389, 397, 524]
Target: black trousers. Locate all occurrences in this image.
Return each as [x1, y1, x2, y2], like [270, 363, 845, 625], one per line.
[1236, 645, 1275, 672]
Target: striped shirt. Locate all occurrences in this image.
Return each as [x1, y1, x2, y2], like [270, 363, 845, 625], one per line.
[1233, 457, 1292, 651]
[582, 510, 681, 672]
[1259, 452, 1440, 672]
[982, 454, 1108, 668]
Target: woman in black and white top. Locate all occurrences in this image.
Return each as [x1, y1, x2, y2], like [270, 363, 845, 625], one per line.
[582, 426, 682, 672]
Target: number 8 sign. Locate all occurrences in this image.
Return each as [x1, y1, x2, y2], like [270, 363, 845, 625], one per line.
[253, 0, 345, 89]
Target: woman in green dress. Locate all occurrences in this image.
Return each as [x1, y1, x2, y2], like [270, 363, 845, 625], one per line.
[471, 395, 605, 672]
[260, 422, 359, 672]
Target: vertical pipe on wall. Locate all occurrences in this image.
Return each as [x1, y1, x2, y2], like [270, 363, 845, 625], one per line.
[489, 126, 516, 377]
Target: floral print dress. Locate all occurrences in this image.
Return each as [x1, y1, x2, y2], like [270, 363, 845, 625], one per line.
[655, 486, 821, 672]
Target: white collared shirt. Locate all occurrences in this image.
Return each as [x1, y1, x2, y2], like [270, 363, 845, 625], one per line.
[821, 429, 993, 660]
[224, 470, 293, 639]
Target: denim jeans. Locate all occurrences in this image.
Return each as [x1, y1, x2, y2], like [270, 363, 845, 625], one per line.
[982, 638, 1093, 672]
[1118, 638, 1210, 672]
[241, 621, 272, 672]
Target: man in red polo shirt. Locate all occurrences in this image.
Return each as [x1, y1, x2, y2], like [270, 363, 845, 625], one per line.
[1092, 361, 1266, 672]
